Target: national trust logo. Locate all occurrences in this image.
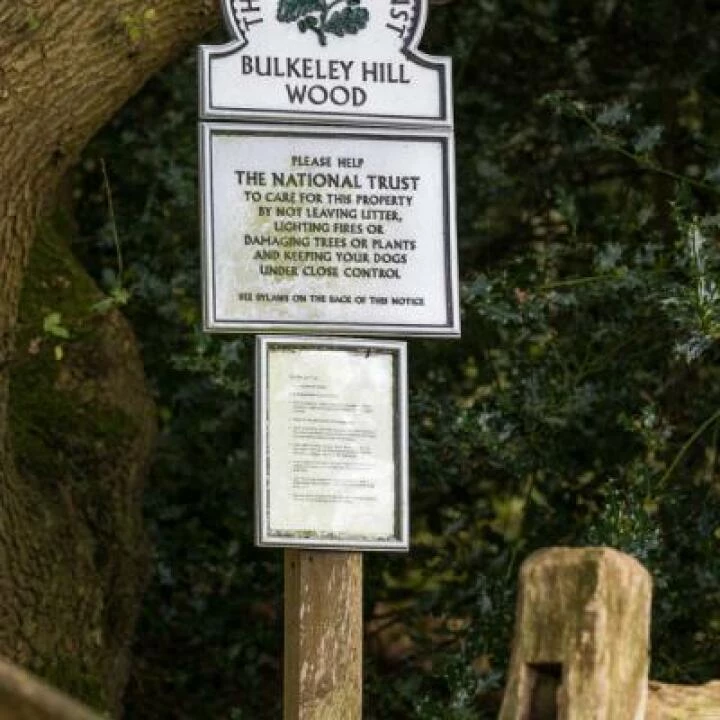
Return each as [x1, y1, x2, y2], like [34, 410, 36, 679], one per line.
[276, 0, 370, 46]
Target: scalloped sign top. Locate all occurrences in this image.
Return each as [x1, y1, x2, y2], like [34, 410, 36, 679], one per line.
[199, 0, 451, 126]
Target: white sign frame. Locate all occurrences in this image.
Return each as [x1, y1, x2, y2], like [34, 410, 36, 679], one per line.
[256, 335, 409, 551]
[200, 121, 459, 337]
[199, 0, 452, 127]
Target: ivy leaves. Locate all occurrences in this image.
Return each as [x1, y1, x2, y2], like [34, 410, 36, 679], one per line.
[277, 0, 369, 46]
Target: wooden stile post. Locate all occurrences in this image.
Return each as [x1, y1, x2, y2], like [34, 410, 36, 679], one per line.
[499, 547, 652, 720]
[284, 550, 363, 720]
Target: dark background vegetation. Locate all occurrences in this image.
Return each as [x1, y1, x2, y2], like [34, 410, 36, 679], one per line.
[70, 0, 720, 716]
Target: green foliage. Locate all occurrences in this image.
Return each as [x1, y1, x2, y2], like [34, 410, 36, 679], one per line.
[91, 286, 130, 314]
[73, 1, 720, 717]
[42, 312, 70, 340]
[277, 0, 369, 46]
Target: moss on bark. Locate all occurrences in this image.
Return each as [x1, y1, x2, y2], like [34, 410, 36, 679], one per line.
[7, 208, 156, 714]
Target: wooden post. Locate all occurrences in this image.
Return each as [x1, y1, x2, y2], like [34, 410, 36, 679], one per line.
[647, 680, 720, 719]
[284, 550, 363, 720]
[499, 547, 652, 720]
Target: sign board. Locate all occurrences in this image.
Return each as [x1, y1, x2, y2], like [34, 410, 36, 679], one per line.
[256, 336, 409, 550]
[201, 122, 458, 335]
[199, 0, 452, 126]
[199, 0, 458, 336]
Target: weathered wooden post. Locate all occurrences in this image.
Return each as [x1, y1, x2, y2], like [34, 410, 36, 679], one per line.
[499, 547, 720, 719]
[197, 0, 458, 716]
[646, 680, 720, 719]
[284, 551, 362, 719]
[499, 547, 652, 720]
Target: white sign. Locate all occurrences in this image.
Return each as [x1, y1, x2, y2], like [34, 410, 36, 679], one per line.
[256, 336, 409, 550]
[199, 0, 451, 126]
[201, 122, 459, 336]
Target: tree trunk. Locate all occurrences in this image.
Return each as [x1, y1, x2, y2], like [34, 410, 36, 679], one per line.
[0, 1, 217, 713]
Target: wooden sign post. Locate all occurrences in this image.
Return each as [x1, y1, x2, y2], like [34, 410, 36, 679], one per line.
[284, 551, 362, 720]
[255, 336, 409, 717]
[198, 0, 456, 716]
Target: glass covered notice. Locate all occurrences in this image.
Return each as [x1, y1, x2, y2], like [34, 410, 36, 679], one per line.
[256, 336, 409, 551]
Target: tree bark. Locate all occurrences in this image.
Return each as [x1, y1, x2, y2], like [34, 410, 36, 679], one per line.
[0, 0, 217, 713]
